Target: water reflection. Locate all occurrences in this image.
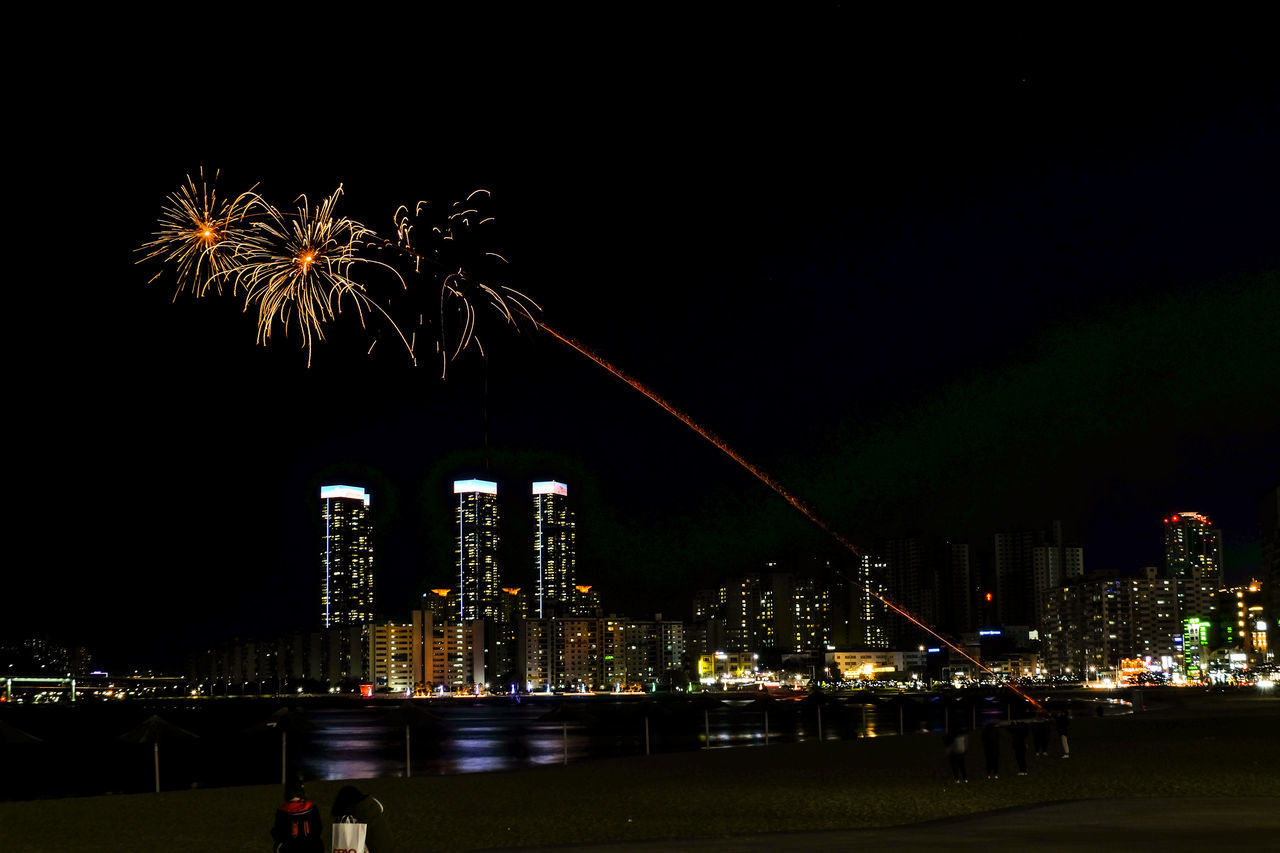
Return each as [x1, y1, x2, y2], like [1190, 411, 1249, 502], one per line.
[292, 697, 1023, 782]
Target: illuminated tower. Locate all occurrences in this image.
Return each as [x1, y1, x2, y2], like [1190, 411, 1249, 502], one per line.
[1164, 511, 1222, 582]
[1164, 511, 1222, 621]
[455, 479, 501, 621]
[320, 485, 374, 628]
[532, 480, 576, 617]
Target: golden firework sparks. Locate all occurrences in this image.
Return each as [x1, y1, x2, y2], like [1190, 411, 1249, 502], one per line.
[224, 186, 413, 367]
[136, 168, 260, 298]
[390, 191, 541, 376]
[138, 178, 1030, 706]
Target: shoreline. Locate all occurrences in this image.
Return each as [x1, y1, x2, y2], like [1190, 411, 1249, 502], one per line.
[3, 691, 1277, 851]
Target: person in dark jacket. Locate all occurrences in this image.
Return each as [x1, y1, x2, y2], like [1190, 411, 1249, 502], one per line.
[1056, 711, 1072, 758]
[943, 730, 968, 783]
[981, 723, 1001, 779]
[332, 784, 394, 853]
[1010, 721, 1029, 775]
[271, 777, 323, 853]
[1032, 714, 1051, 756]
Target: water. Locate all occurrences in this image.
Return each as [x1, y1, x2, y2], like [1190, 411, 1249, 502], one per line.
[0, 693, 1040, 799]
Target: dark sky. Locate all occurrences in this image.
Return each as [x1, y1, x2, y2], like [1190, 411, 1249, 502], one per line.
[9, 14, 1279, 670]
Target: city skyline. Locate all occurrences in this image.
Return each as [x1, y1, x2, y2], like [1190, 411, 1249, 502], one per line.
[7, 21, 1279, 671]
[308, 473, 1277, 631]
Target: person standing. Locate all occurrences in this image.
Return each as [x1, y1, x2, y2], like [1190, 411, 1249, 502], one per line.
[1032, 714, 1051, 756]
[332, 784, 394, 853]
[981, 723, 1001, 779]
[944, 730, 968, 783]
[1010, 721, 1029, 775]
[1056, 711, 1072, 758]
[271, 776, 323, 853]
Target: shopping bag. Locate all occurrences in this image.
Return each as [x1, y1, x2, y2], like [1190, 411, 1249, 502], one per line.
[332, 816, 368, 853]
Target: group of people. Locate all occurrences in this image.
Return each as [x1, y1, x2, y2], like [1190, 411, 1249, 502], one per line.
[271, 777, 393, 853]
[944, 711, 1071, 783]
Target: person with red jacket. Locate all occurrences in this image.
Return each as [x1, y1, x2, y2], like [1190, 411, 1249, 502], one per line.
[270, 776, 323, 853]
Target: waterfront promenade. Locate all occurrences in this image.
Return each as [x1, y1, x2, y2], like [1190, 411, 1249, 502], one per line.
[3, 691, 1276, 852]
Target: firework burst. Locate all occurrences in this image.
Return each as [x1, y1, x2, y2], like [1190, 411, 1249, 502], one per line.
[387, 189, 541, 375]
[138, 175, 1038, 707]
[137, 168, 260, 298]
[224, 186, 413, 367]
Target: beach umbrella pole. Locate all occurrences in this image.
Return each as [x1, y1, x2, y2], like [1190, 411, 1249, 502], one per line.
[562, 722, 568, 765]
[281, 732, 287, 785]
[644, 716, 650, 756]
[154, 742, 160, 793]
[406, 725, 412, 778]
[704, 709, 710, 749]
[765, 711, 770, 746]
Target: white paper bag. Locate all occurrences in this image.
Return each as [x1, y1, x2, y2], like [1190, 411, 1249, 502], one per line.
[332, 817, 368, 853]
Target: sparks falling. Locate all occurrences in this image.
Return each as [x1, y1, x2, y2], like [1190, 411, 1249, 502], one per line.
[140, 174, 1037, 707]
[136, 168, 260, 298]
[221, 186, 413, 367]
[387, 191, 540, 376]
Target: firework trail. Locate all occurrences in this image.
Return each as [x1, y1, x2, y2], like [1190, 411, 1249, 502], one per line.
[538, 321, 1041, 709]
[136, 167, 261, 298]
[139, 176, 1036, 706]
[221, 186, 414, 367]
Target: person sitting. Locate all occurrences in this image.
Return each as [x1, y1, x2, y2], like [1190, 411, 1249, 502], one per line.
[271, 776, 323, 853]
[332, 784, 394, 853]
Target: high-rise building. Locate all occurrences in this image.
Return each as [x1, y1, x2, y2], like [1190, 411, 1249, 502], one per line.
[571, 584, 602, 617]
[759, 571, 825, 653]
[828, 556, 889, 650]
[420, 588, 455, 625]
[1164, 512, 1222, 582]
[719, 576, 762, 651]
[1032, 543, 1084, 629]
[370, 621, 414, 695]
[455, 479, 501, 622]
[994, 521, 1078, 629]
[1259, 487, 1278, 632]
[520, 617, 602, 691]
[532, 481, 576, 618]
[1163, 511, 1222, 620]
[410, 610, 485, 692]
[943, 541, 975, 636]
[320, 485, 375, 629]
[1041, 567, 1187, 679]
[490, 586, 528, 689]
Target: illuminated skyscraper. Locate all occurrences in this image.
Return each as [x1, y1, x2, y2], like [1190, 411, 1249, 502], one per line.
[320, 485, 375, 629]
[455, 479, 501, 621]
[532, 480, 576, 617]
[1164, 511, 1222, 622]
[1164, 512, 1222, 581]
[1262, 487, 1279, 641]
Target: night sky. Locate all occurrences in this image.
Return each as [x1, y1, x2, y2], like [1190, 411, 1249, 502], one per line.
[9, 15, 1279, 670]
